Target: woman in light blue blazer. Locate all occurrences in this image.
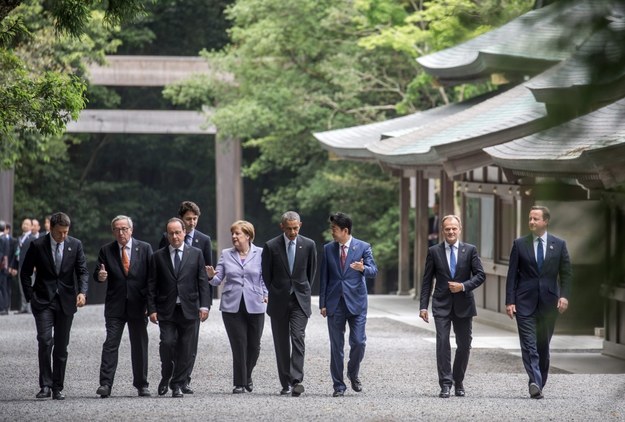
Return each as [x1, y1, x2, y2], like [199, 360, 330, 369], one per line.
[206, 220, 268, 394]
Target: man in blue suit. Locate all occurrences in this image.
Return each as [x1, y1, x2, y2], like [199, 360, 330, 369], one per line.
[506, 205, 571, 400]
[419, 214, 485, 398]
[319, 212, 378, 397]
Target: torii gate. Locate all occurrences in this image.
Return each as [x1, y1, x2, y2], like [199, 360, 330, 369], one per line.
[1, 55, 242, 255]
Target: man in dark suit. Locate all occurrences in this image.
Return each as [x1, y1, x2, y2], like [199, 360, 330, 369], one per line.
[262, 211, 317, 396]
[94, 215, 153, 398]
[0, 220, 9, 315]
[148, 217, 210, 398]
[16, 218, 36, 314]
[158, 200, 213, 394]
[319, 212, 377, 397]
[419, 214, 485, 398]
[20, 212, 89, 400]
[506, 205, 571, 400]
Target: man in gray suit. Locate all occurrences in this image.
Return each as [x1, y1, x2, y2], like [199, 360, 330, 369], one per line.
[506, 205, 572, 400]
[262, 211, 317, 396]
[148, 218, 210, 398]
[420, 215, 485, 399]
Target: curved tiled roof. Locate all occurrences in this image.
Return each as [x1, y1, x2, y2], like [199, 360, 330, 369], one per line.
[417, 1, 596, 83]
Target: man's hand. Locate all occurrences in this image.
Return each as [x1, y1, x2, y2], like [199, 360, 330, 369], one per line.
[199, 309, 209, 322]
[149, 312, 158, 324]
[76, 293, 86, 308]
[448, 281, 463, 293]
[320, 308, 327, 318]
[97, 264, 107, 282]
[557, 297, 569, 314]
[506, 304, 516, 319]
[419, 309, 429, 323]
[349, 259, 365, 272]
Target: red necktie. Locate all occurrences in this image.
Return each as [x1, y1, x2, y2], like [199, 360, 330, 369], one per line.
[340, 245, 347, 269]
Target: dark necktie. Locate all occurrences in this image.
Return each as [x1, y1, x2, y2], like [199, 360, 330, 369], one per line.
[55, 243, 62, 273]
[537, 238, 544, 272]
[340, 245, 347, 270]
[185, 234, 192, 247]
[449, 244, 456, 278]
[121, 246, 129, 275]
[174, 249, 181, 273]
[287, 240, 295, 273]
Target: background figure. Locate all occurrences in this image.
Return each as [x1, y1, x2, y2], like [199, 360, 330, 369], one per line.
[20, 212, 89, 400]
[148, 218, 210, 398]
[505, 205, 571, 400]
[158, 200, 213, 394]
[31, 219, 41, 238]
[4, 223, 18, 312]
[15, 218, 35, 314]
[94, 215, 153, 398]
[262, 211, 317, 397]
[206, 220, 267, 394]
[419, 215, 485, 398]
[428, 203, 440, 247]
[319, 212, 378, 397]
[0, 220, 8, 315]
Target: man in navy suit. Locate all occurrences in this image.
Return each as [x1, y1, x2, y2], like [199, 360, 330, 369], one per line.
[319, 212, 377, 397]
[148, 218, 210, 398]
[94, 215, 153, 398]
[506, 205, 571, 400]
[20, 212, 89, 400]
[158, 200, 213, 393]
[262, 211, 317, 396]
[419, 215, 485, 398]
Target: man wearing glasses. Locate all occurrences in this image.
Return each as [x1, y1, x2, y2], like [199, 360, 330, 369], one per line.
[94, 215, 153, 398]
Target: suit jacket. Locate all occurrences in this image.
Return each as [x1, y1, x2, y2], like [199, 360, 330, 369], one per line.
[319, 237, 378, 316]
[505, 233, 572, 317]
[20, 234, 89, 315]
[420, 242, 485, 319]
[209, 244, 267, 314]
[93, 238, 153, 319]
[159, 229, 213, 308]
[262, 234, 317, 318]
[147, 245, 210, 321]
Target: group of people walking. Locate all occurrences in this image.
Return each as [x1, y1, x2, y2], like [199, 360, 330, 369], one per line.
[11, 200, 570, 402]
[16, 201, 379, 400]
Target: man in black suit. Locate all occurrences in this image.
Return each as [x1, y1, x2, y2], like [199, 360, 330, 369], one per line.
[148, 217, 210, 398]
[506, 205, 572, 399]
[16, 218, 35, 314]
[158, 200, 213, 394]
[94, 215, 153, 398]
[419, 215, 485, 398]
[20, 212, 89, 400]
[262, 211, 317, 396]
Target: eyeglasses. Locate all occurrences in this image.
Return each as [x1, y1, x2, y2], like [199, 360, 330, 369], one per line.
[113, 227, 131, 233]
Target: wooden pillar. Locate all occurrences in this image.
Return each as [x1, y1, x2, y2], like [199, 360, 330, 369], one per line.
[0, 168, 14, 225]
[440, 170, 455, 217]
[413, 170, 429, 299]
[397, 175, 410, 295]
[215, 137, 243, 258]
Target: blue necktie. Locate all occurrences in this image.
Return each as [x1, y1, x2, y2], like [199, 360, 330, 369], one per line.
[174, 249, 181, 273]
[287, 241, 295, 273]
[185, 234, 192, 247]
[537, 238, 544, 272]
[449, 245, 456, 278]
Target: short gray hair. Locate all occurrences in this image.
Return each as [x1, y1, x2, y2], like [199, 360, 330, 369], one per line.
[281, 211, 301, 224]
[111, 215, 133, 230]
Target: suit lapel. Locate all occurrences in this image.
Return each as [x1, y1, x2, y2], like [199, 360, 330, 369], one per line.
[42, 236, 56, 274]
[279, 236, 290, 274]
[436, 243, 450, 278]
[230, 248, 243, 267]
[523, 235, 539, 272]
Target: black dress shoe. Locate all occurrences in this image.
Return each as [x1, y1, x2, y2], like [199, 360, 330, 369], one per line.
[348, 376, 362, 392]
[96, 385, 111, 398]
[171, 387, 183, 398]
[158, 378, 169, 396]
[52, 390, 65, 400]
[232, 386, 246, 394]
[137, 387, 151, 397]
[245, 380, 253, 392]
[280, 386, 292, 395]
[332, 390, 345, 397]
[455, 386, 465, 397]
[439, 386, 451, 398]
[292, 383, 305, 397]
[181, 385, 194, 394]
[36, 387, 51, 399]
[529, 382, 543, 399]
